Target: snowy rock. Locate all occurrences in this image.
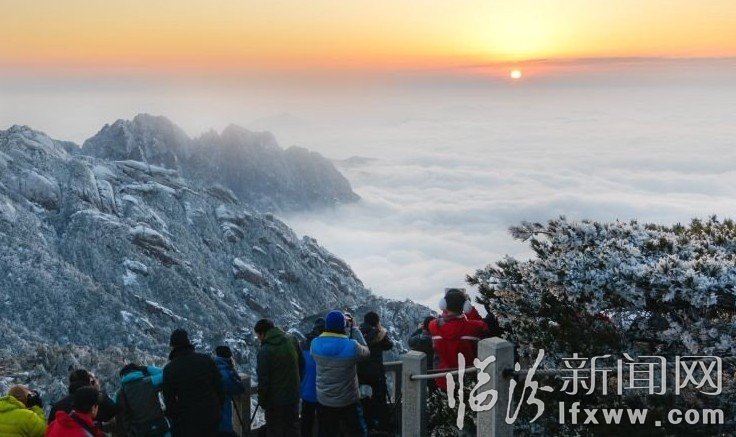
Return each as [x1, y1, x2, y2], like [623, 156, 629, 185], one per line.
[16, 170, 60, 210]
[221, 222, 244, 242]
[82, 114, 191, 170]
[96, 179, 116, 213]
[68, 159, 102, 208]
[83, 114, 358, 212]
[130, 225, 172, 251]
[207, 185, 238, 204]
[124, 259, 149, 276]
[0, 196, 17, 223]
[232, 258, 265, 285]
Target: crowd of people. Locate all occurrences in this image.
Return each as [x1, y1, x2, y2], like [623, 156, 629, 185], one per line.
[0, 287, 501, 437]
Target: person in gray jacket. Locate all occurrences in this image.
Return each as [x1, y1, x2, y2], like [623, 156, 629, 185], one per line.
[310, 310, 370, 437]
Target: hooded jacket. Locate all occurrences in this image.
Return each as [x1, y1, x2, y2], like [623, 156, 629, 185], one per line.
[0, 395, 46, 437]
[162, 346, 225, 429]
[428, 306, 490, 390]
[256, 327, 304, 409]
[119, 366, 164, 390]
[114, 366, 170, 437]
[311, 332, 371, 408]
[46, 411, 104, 437]
[215, 357, 245, 433]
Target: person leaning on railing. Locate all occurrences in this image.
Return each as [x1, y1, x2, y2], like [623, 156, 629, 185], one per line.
[428, 288, 498, 391]
[409, 316, 437, 391]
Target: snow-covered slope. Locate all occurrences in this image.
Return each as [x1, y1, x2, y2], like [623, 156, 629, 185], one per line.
[0, 124, 427, 400]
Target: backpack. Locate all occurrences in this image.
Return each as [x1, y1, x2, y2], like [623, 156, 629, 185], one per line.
[119, 376, 170, 437]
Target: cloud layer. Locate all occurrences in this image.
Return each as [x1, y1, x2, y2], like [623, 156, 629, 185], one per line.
[283, 77, 736, 308]
[2, 61, 735, 309]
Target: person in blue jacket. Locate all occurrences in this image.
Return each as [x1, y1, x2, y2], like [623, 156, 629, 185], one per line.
[300, 318, 325, 437]
[115, 363, 170, 437]
[214, 346, 246, 437]
[311, 310, 370, 437]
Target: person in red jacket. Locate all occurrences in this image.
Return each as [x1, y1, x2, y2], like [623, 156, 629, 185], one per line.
[46, 386, 105, 437]
[428, 288, 492, 391]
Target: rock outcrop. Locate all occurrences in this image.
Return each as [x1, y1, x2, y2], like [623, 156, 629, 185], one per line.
[0, 124, 428, 401]
[82, 114, 359, 212]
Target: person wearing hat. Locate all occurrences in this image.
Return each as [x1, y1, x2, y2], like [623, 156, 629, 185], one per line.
[428, 288, 492, 391]
[213, 346, 245, 437]
[162, 329, 225, 437]
[0, 384, 46, 437]
[311, 310, 370, 437]
[46, 386, 105, 437]
[253, 319, 304, 437]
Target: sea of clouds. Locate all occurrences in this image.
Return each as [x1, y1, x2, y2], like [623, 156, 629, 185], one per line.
[278, 68, 736, 308]
[2, 60, 735, 308]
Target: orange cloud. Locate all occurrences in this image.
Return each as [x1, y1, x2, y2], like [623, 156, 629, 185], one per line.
[3, 0, 736, 73]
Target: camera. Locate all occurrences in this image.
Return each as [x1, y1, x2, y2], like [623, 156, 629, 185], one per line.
[26, 390, 43, 409]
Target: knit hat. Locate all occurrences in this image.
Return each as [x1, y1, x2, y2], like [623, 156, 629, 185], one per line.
[215, 345, 233, 359]
[169, 329, 192, 348]
[325, 310, 346, 331]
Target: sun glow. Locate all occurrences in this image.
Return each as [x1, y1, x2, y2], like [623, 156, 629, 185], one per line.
[510, 69, 523, 80]
[2, 0, 736, 72]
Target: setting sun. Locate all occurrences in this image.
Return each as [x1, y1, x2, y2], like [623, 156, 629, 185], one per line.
[510, 69, 523, 80]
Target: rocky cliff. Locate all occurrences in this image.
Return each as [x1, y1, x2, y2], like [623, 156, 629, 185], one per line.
[82, 114, 359, 212]
[0, 124, 427, 402]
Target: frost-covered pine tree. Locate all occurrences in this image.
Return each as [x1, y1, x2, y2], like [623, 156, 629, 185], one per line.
[468, 216, 735, 434]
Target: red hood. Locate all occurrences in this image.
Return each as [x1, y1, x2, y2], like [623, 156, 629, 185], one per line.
[48, 411, 100, 437]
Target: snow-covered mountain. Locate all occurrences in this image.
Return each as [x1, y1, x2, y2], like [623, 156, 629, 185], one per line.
[82, 114, 360, 212]
[0, 123, 428, 401]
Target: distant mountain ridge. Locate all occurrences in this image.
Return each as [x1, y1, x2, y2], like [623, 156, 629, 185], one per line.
[81, 114, 359, 212]
[0, 123, 427, 402]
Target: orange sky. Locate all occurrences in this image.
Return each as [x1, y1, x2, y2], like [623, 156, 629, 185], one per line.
[3, 0, 736, 72]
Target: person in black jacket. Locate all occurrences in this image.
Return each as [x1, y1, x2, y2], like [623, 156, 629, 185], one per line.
[163, 329, 225, 437]
[408, 316, 437, 392]
[357, 311, 393, 432]
[408, 316, 436, 369]
[48, 368, 118, 429]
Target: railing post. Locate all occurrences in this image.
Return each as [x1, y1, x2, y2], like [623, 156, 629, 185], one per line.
[401, 351, 427, 437]
[233, 374, 251, 437]
[394, 364, 403, 405]
[477, 338, 514, 437]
